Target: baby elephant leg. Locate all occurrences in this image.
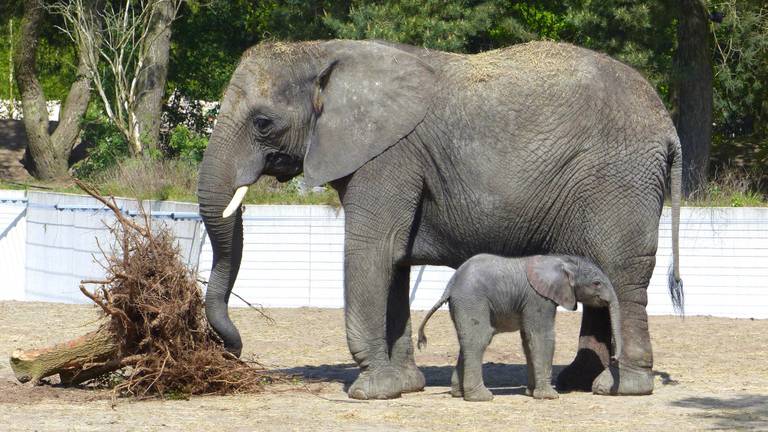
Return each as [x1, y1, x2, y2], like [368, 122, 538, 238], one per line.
[451, 353, 463, 397]
[453, 306, 494, 402]
[521, 319, 558, 400]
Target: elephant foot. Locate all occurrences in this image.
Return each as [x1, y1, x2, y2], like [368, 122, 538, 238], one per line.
[463, 384, 493, 402]
[556, 349, 607, 392]
[592, 363, 653, 396]
[528, 385, 559, 400]
[398, 364, 425, 394]
[348, 367, 403, 400]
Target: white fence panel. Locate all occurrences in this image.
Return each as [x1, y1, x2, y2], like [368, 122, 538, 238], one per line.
[0, 190, 26, 300]
[201, 205, 768, 318]
[648, 207, 768, 317]
[199, 206, 346, 308]
[2, 191, 767, 318]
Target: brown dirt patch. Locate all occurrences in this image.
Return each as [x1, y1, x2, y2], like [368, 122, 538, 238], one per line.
[1, 301, 767, 431]
[0, 120, 33, 181]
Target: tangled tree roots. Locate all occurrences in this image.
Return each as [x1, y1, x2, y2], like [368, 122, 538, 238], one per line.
[10, 180, 275, 398]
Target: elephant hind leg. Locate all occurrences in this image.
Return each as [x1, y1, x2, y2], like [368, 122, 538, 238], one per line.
[452, 302, 494, 402]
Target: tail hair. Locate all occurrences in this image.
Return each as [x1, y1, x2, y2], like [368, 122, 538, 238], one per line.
[668, 263, 684, 316]
[417, 333, 427, 350]
[667, 136, 684, 316]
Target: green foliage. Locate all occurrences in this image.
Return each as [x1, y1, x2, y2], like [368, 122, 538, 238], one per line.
[168, 124, 208, 163]
[325, 0, 497, 52]
[0, 2, 78, 100]
[168, 1, 258, 100]
[169, 0, 344, 100]
[72, 103, 130, 178]
[3, 0, 766, 198]
[561, 0, 677, 103]
[486, 1, 570, 48]
[684, 167, 766, 207]
[243, 176, 340, 206]
[0, 20, 20, 101]
[706, 0, 768, 188]
[710, 0, 768, 134]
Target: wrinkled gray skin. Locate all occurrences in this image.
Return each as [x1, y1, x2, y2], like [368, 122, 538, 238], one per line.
[417, 254, 623, 402]
[197, 39, 683, 400]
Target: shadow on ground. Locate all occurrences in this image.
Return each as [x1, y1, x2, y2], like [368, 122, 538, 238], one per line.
[671, 394, 768, 430]
[654, 370, 680, 385]
[278, 362, 567, 395]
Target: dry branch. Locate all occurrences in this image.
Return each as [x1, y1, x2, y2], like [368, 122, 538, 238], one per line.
[9, 180, 275, 398]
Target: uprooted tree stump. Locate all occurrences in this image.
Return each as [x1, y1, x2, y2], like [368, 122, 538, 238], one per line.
[10, 179, 274, 397]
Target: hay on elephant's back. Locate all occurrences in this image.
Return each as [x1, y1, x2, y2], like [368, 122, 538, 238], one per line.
[77, 180, 275, 397]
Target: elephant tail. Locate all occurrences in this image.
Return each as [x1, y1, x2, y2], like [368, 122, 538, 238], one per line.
[417, 287, 451, 350]
[667, 136, 684, 315]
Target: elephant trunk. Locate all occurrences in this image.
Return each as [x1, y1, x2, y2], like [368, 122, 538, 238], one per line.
[607, 289, 623, 363]
[197, 121, 263, 357]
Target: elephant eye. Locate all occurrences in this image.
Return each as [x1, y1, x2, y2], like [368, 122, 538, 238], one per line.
[592, 281, 602, 287]
[253, 116, 272, 133]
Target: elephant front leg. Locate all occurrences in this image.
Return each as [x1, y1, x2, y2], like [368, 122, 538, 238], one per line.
[521, 322, 558, 400]
[337, 156, 424, 400]
[345, 246, 403, 400]
[590, 301, 654, 395]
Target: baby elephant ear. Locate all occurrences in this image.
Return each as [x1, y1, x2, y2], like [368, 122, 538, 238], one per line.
[526, 255, 577, 311]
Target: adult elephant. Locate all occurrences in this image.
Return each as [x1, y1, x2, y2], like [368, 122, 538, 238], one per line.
[197, 39, 682, 400]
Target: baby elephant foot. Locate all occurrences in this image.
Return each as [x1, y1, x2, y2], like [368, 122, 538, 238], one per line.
[531, 386, 559, 400]
[592, 363, 654, 396]
[450, 384, 463, 398]
[463, 384, 493, 402]
[348, 367, 403, 400]
[398, 364, 426, 394]
[450, 370, 463, 397]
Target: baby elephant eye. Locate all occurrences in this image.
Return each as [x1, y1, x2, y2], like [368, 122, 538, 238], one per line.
[592, 281, 602, 287]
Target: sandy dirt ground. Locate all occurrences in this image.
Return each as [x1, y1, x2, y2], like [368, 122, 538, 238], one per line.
[1, 301, 767, 431]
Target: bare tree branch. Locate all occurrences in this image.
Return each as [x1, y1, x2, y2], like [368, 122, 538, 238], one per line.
[48, 0, 184, 156]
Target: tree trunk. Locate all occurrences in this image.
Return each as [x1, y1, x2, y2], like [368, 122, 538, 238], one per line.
[10, 326, 120, 385]
[134, 0, 175, 155]
[673, 0, 713, 197]
[14, 0, 92, 181]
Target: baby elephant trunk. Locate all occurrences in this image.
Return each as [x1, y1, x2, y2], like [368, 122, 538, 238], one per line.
[608, 291, 623, 363]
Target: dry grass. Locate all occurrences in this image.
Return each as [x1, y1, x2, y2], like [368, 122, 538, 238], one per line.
[79, 158, 340, 206]
[684, 166, 766, 207]
[88, 158, 199, 202]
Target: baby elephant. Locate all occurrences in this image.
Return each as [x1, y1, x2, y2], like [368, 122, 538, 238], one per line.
[418, 254, 622, 402]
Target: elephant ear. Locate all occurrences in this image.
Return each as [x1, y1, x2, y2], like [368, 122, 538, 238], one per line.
[303, 40, 436, 187]
[526, 255, 577, 311]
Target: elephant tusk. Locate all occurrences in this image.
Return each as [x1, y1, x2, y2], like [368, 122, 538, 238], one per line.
[222, 186, 249, 218]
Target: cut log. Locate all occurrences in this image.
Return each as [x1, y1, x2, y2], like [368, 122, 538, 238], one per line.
[10, 326, 120, 385]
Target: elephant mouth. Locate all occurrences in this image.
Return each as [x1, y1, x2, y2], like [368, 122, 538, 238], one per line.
[266, 152, 303, 181]
[221, 153, 303, 218]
